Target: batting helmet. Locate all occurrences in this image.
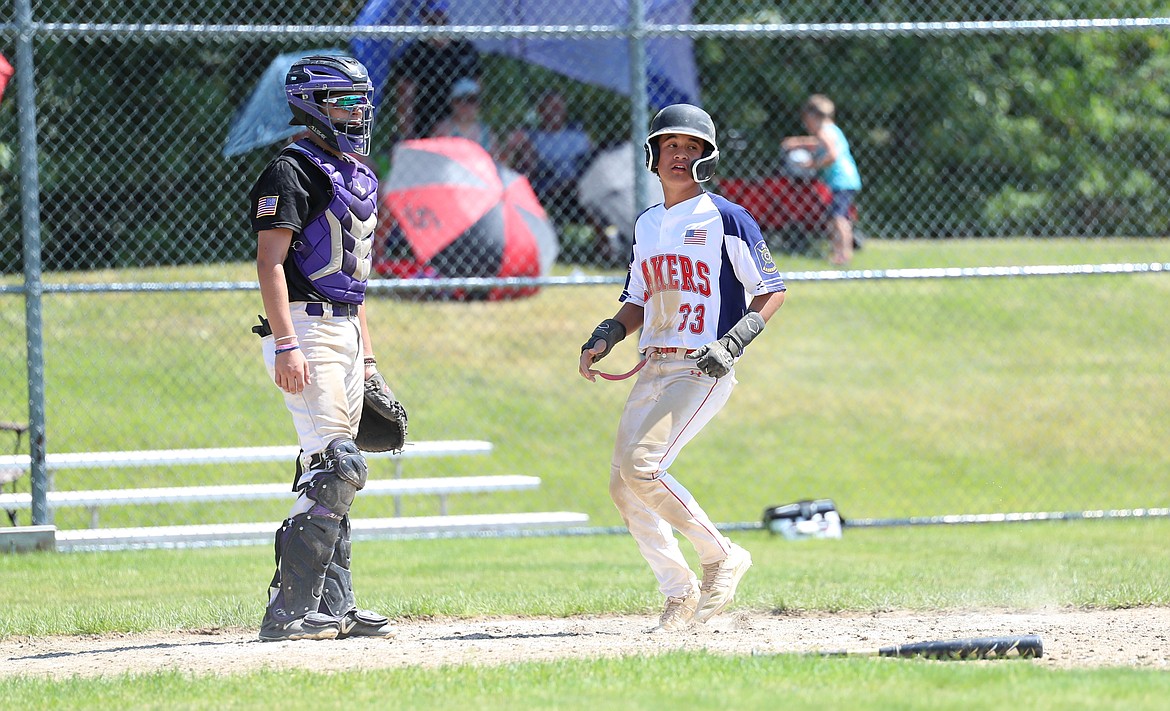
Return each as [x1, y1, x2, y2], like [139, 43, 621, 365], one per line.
[286, 55, 374, 156]
[643, 104, 720, 183]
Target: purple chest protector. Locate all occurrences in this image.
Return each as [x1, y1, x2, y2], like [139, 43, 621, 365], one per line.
[287, 140, 378, 304]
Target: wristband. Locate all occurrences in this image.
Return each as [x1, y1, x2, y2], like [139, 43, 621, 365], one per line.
[274, 345, 301, 356]
[722, 311, 766, 357]
[582, 318, 627, 360]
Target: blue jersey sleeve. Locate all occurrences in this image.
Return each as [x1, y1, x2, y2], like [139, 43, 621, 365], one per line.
[717, 197, 786, 294]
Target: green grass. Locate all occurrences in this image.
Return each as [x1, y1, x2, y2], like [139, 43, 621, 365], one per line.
[1, 238, 1168, 530]
[3, 238, 1170, 707]
[5, 653, 1170, 711]
[4, 523, 1170, 636]
[4, 522, 1170, 708]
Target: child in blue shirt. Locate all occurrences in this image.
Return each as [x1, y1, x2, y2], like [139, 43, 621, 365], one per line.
[782, 95, 862, 265]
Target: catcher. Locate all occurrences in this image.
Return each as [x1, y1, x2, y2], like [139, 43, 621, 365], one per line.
[250, 55, 407, 642]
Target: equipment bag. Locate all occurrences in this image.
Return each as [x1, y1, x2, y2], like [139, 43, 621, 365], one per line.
[762, 498, 843, 540]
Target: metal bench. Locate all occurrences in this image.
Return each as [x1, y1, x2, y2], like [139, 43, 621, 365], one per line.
[0, 440, 494, 525]
[0, 475, 542, 527]
[0, 421, 29, 526]
[53, 512, 592, 551]
[0, 439, 494, 479]
[0, 439, 591, 550]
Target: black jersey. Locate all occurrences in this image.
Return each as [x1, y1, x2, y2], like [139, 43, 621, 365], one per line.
[249, 147, 335, 303]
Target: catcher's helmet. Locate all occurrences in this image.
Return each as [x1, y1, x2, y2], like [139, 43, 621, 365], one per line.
[286, 55, 374, 156]
[643, 104, 720, 182]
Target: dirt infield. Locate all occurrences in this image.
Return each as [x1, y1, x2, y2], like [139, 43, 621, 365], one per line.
[3, 607, 1168, 678]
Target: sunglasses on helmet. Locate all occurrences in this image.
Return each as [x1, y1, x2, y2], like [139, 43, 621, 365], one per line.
[322, 94, 371, 109]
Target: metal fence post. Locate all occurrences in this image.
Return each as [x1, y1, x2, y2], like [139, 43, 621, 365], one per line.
[15, 0, 49, 526]
[628, 0, 650, 221]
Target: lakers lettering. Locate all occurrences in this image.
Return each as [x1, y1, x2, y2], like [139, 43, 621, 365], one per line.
[640, 254, 711, 298]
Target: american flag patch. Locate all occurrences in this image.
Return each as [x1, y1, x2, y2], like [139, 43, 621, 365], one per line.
[683, 228, 707, 245]
[255, 195, 279, 218]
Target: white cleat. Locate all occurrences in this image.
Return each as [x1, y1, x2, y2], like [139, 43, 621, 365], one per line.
[695, 543, 752, 623]
[652, 588, 700, 632]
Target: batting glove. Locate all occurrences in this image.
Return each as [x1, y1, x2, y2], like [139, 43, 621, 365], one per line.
[691, 311, 766, 378]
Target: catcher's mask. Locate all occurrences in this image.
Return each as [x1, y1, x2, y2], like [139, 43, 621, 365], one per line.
[643, 103, 720, 183]
[286, 55, 374, 156]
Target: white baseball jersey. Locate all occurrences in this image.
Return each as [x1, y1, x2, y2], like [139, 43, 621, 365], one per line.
[620, 191, 786, 352]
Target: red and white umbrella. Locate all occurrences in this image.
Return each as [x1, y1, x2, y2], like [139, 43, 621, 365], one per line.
[380, 137, 558, 289]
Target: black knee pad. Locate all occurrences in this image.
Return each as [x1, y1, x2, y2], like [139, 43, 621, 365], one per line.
[304, 438, 368, 517]
[328, 438, 368, 489]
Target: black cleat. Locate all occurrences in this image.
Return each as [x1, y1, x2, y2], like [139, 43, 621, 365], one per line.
[259, 611, 341, 642]
[337, 609, 395, 639]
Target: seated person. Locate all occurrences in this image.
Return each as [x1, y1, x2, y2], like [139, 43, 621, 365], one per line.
[501, 90, 592, 229]
[390, 0, 481, 141]
[432, 78, 498, 158]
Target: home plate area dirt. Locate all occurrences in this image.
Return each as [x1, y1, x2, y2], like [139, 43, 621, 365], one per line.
[3, 607, 1169, 678]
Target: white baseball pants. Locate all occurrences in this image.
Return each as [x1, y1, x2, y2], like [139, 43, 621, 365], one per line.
[262, 302, 364, 517]
[609, 350, 737, 598]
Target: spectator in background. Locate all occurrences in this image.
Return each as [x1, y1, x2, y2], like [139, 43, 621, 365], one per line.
[501, 89, 593, 232]
[390, 0, 480, 141]
[432, 78, 497, 158]
[781, 94, 862, 265]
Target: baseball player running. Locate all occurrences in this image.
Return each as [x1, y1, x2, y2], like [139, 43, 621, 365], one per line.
[579, 104, 786, 632]
[250, 55, 400, 642]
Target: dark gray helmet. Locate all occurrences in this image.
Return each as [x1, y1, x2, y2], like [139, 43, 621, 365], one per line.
[643, 104, 720, 182]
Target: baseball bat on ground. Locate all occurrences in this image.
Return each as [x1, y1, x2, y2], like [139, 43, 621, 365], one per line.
[815, 634, 1043, 660]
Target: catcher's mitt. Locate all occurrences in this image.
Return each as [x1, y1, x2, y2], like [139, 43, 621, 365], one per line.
[356, 372, 408, 453]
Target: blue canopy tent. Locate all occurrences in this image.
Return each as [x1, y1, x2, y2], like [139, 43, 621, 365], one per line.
[223, 48, 343, 157]
[351, 0, 700, 110]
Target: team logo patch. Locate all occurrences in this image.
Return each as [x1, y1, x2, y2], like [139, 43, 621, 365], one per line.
[683, 228, 707, 245]
[756, 240, 779, 274]
[256, 195, 279, 218]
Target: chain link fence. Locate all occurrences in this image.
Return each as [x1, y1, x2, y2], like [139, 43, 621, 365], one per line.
[2, 1, 1168, 538]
